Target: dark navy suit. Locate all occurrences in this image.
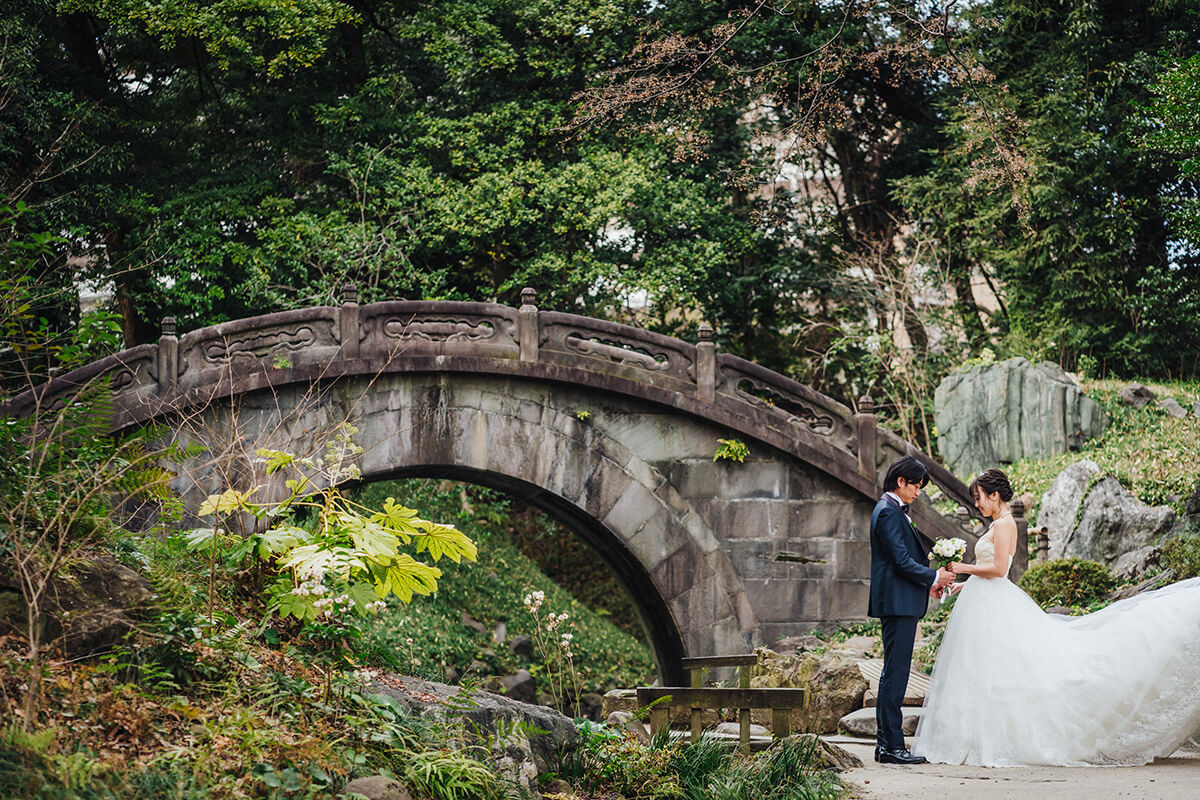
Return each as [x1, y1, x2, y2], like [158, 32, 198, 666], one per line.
[868, 495, 937, 751]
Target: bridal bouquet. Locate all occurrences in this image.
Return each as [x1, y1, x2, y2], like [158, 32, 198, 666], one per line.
[932, 537, 967, 604]
[932, 537, 967, 566]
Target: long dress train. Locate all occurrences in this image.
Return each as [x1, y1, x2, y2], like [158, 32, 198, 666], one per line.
[913, 527, 1200, 766]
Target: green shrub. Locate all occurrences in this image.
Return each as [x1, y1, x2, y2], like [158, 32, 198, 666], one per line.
[1159, 532, 1200, 581]
[403, 747, 512, 800]
[1019, 559, 1115, 607]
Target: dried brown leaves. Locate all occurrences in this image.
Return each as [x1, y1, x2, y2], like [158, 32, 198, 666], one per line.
[571, 1, 1034, 216]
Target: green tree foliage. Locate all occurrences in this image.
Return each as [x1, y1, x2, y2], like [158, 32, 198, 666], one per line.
[897, 0, 1200, 378]
[1141, 51, 1200, 249]
[3, 0, 803, 371]
[588, 1, 1200, 389]
[6, 0, 1200, 396]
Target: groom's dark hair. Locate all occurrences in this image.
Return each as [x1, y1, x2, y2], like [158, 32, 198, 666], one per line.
[882, 455, 930, 491]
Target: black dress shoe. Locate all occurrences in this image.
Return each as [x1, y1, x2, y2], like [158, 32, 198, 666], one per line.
[876, 748, 927, 765]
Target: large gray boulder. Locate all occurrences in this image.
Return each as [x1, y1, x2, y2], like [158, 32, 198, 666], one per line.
[1061, 476, 1176, 566]
[1039, 460, 1100, 560]
[1119, 382, 1156, 409]
[1186, 475, 1200, 525]
[838, 706, 922, 738]
[1159, 397, 1189, 419]
[749, 649, 867, 734]
[0, 556, 155, 659]
[366, 673, 578, 785]
[341, 776, 412, 800]
[934, 358, 1107, 477]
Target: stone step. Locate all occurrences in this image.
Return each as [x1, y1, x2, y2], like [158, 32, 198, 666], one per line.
[838, 705, 923, 738]
[854, 659, 928, 707]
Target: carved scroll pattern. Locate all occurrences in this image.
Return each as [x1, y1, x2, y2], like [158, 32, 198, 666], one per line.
[111, 349, 157, 397]
[200, 326, 319, 365]
[564, 333, 672, 372]
[731, 377, 843, 437]
[537, 316, 696, 385]
[382, 317, 501, 344]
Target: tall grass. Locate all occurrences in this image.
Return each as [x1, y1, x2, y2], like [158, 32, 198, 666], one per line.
[674, 735, 844, 800]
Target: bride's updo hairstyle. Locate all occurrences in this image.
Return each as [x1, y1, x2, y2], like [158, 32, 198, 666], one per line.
[969, 468, 1014, 503]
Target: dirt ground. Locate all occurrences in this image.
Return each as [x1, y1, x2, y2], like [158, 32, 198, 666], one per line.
[831, 737, 1200, 800]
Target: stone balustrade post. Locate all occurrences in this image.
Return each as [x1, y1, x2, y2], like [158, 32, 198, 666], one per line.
[854, 394, 877, 483]
[157, 316, 178, 394]
[1036, 528, 1049, 562]
[519, 287, 539, 363]
[955, 507, 973, 534]
[339, 283, 360, 360]
[1011, 499, 1030, 581]
[696, 324, 716, 404]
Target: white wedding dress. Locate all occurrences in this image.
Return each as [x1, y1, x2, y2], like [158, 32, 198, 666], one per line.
[913, 523, 1200, 766]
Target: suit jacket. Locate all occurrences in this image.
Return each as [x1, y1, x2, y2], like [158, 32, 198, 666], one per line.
[868, 495, 937, 618]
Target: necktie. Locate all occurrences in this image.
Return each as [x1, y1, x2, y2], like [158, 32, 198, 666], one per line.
[899, 504, 910, 514]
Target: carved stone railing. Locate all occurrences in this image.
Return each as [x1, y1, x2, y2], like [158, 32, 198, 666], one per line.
[715, 355, 856, 453]
[539, 311, 699, 395]
[358, 296, 521, 360]
[1, 286, 979, 538]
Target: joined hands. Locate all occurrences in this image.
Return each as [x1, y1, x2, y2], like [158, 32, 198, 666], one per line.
[930, 564, 956, 599]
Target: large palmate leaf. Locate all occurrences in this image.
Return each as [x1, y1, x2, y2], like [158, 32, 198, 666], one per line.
[182, 527, 221, 553]
[335, 512, 401, 559]
[411, 520, 478, 564]
[274, 586, 318, 621]
[198, 488, 255, 516]
[370, 497, 421, 541]
[256, 448, 296, 475]
[255, 525, 311, 558]
[346, 581, 379, 611]
[372, 554, 441, 603]
[279, 543, 365, 581]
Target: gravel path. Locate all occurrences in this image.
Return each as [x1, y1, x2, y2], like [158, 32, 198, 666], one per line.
[831, 737, 1200, 800]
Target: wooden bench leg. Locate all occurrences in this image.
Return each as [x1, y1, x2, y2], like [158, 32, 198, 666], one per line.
[650, 706, 669, 742]
[739, 708, 750, 754]
[772, 707, 791, 739]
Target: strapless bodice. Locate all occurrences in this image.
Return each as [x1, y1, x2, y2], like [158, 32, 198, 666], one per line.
[974, 531, 1012, 576]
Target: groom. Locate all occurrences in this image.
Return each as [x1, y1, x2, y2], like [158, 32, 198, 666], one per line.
[869, 455, 954, 765]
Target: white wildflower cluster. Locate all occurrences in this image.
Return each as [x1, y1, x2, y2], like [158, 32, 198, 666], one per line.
[932, 537, 967, 562]
[313, 592, 354, 618]
[364, 599, 387, 614]
[546, 611, 569, 631]
[291, 577, 327, 597]
[559, 631, 573, 657]
[323, 424, 364, 484]
[523, 591, 545, 613]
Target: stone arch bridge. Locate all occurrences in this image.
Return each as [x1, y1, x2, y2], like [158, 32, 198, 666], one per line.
[9, 289, 987, 683]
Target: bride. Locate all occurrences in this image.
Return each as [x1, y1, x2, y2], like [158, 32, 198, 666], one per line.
[913, 468, 1200, 766]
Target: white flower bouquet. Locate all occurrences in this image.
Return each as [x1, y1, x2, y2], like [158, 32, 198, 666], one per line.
[932, 537, 967, 566]
[931, 537, 967, 604]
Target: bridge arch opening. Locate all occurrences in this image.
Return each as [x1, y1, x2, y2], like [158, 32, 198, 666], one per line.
[355, 466, 686, 686]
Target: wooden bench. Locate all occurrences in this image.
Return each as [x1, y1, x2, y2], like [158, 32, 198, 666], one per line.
[636, 654, 809, 751]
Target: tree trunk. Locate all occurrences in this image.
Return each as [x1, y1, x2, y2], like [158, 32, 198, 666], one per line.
[22, 595, 41, 732]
